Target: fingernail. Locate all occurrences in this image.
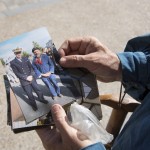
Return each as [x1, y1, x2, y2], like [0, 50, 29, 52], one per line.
[60, 57, 66, 63]
[52, 104, 61, 112]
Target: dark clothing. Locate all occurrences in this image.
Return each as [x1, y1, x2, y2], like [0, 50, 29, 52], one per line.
[113, 34, 150, 150]
[22, 80, 43, 106]
[46, 51, 54, 60]
[10, 57, 44, 108]
[10, 57, 35, 86]
[46, 50, 63, 74]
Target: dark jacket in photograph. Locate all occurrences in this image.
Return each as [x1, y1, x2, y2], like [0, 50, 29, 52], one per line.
[10, 57, 35, 86]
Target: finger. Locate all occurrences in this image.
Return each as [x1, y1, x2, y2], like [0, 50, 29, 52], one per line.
[59, 48, 79, 57]
[51, 104, 72, 135]
[59, 52, 99, 69]
[58, 37, 91, 57]
[59, 55, 86, 68]
[58, 37, 82, 57]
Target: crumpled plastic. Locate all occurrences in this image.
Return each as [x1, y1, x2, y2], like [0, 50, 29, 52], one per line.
[68, 102, 113, 144]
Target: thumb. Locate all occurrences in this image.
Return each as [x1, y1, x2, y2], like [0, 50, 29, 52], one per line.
[59, 55, 86, 68]
[52, 104, 71, 135]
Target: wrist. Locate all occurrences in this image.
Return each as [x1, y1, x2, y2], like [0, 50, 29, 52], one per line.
[96, 52, 122, 82]
[80, 142, 105, 150]
[77, 140, 93, 150]
[111, 53, 122, 81]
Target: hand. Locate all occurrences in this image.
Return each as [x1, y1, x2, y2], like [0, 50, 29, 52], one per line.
[36, 104, 92, 150]
[58, 36, 122, 82]
[41, 72, 51, 77]
[46, 72, 51, 76]
[26, 76, 33, 81]
[41, 73, 47, 77]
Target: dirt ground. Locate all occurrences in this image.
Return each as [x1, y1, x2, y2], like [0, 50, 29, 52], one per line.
[0, 0, 150, 149]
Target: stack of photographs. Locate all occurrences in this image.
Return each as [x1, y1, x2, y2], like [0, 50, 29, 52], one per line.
[0, 27, 101, 133]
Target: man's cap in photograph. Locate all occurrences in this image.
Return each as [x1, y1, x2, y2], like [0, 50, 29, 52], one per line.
[12, 47, 22, 53]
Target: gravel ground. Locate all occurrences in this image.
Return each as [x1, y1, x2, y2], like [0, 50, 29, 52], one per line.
[0, 0, 150, 149]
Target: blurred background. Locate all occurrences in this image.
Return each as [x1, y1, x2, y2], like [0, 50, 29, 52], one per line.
[0, 0, 150, 149]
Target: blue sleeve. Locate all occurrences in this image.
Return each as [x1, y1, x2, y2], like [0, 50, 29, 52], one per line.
[117, 34, 150, 86]
[80, 143, 105, 150]
[117, 34, 150, 100]
[117, 52, 149, 85]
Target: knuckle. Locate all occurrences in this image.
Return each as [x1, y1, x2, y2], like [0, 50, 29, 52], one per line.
[72, 55, 83, 62]
[71, 55, 85, 67]
[72, 55, 78, 61]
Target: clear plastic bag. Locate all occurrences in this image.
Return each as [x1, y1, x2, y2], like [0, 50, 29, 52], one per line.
[68, 102, 113, 144]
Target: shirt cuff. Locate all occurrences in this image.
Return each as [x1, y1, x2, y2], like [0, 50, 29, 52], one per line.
[80, 142, 105, 150]
[117, 52, 148, 84]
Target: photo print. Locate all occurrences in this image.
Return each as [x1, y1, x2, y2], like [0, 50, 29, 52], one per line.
[0, 27, 101, 132]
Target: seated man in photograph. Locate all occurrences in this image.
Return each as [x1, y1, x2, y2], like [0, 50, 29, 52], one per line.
[32, 47, 62, 100]
[10, 48, 48, 111]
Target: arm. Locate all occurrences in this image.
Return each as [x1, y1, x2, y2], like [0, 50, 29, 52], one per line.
[117, 35, 150, 100]
[32, 60, 42, 77]
[117, 34, 150, 85]
[117, 52, 148, 85]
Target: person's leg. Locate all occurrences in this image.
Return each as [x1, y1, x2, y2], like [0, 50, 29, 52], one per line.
[31, 79, 48, 104]
[49, 74, 61, 95]
[42, 77, 57, 97]
[22, 84, 37, 111]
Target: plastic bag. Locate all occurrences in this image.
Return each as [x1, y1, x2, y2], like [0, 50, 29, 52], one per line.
[68, 102, 113, 144]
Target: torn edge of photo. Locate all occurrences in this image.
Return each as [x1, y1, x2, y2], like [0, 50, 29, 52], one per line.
[0, 27, 101, 133]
